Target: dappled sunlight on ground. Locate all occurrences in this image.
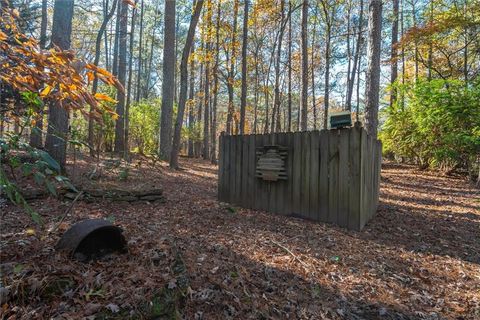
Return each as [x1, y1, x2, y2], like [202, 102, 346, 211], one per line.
[1, 157, 479, 319]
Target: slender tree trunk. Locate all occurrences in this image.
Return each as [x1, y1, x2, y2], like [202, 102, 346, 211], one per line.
[125, 1, 137, 157]
[45, 0, 74, 171]
[30, 0, 48, 149]
[188, 44, 195, 157]
[159, 0, 176, 159]
[114, 0, 128, 153]
[239, 0, 249, 134]
[203, 0, 212, 159]
[390, 0, 399, 108]
[135, 0, 144, 102]
[104, 0, 110, 71]
[323, 28, 331, 129]
[364, 0, 382, 139]
[311, 11, 317, 129]
[412, 0, 419, 81]
[345, 0, 352, 110]
[300, 0, 308, 131]
[112, 0, 120, 76]
[195, 39, 204, 157]
[346, 0, 363, 112]
[145, 1, 160, 99]
[427, 0, 433, 80]
[88, 0, 118, 156]
[211, 0, 221, 164]
[226, 0, 239, 135]
[170, 0, 204, 168]
[287, 0, 292, 132]
[272, 0, 285, 133]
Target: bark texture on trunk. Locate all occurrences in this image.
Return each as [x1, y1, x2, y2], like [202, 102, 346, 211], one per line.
[159, 0, 176, 159]
[364, 0, 382, 139]
[300, 0, 308, 131]
[170, 0, 204, 168]
[114, 0, 128, 153]
[45, 0, 74, 171]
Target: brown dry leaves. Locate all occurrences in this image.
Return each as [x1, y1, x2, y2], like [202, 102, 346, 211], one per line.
[1, 158, 479, 319]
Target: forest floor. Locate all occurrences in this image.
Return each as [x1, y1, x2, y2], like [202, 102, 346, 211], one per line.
[1, 155, 479, 319]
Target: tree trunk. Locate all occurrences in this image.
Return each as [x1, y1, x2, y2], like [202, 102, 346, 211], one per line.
[88, 0, 118, 156]
[188, 44, 195, 157]
[287, 0, 292, 132]
[112, 0, 120, 76]
[144, 2, 160, 99]
[203, 1, 212, 160]
[323, 29, 331, 129]
[29, 0, 48, 149]
[45, 0, 74, 171]
[125, 0, 137, 158]
[364, 0, 382, 139]
[211, 0, 221, 164]
[272, 0, 285, 134]
[159, 0, 176, 159]
[170, 0, 204, 168]
[390, 0, 399, 108]
[300, 0, 308, 131]
[346, 0, 363, 112]
[311, 8, 317, 129]
[135, 0, 144, 102]
[226, 0, 239, 135]
[239, 0, 249, 135]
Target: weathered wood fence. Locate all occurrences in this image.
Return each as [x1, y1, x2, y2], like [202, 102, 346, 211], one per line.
[218, 125, 382, 231]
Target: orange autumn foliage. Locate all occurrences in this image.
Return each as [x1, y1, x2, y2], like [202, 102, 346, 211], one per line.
[0, 6, 123, 121]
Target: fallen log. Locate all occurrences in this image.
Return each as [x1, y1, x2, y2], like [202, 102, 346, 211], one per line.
[17, 186, 164, 203]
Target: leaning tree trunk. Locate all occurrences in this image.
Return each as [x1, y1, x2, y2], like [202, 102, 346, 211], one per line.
[170, 0, 204, 169]
[45, 0, 74, 171]
[159, 0, 176, 159]
[88, 0, 118, 156]
[364, 0, 382, 139]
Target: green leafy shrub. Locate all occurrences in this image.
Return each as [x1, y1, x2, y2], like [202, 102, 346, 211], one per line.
[380, 79, 480, 172]
[128, 99, 161, 155]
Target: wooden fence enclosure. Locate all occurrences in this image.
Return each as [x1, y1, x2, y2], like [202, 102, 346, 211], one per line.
[218, 125, 382, 231]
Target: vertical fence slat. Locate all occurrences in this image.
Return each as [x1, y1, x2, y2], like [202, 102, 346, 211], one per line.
[301, 132, 311, 219]
[359, 129, 367, 229]
[253, 134, 262, 210]
[225, 135, 232, 204]
[348, 126, 361, 230]
[309, 131, 320, 220]
[259, 134, 270, 211]
[218, 133, 224, 201]
[275, 133, 287, 215]
[235, 135, 243, 205]
[292, 132, 302, 215]
[328, 131, 339, 224]
[241, 134, 249, 207]
[247, 135, 256, 209]
[285, 132, 294, 216]
[337, 129, 350, 228]
[318, 130, 329, 222]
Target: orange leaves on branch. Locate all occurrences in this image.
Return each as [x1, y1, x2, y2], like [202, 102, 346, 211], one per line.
[94, 93, 117, 104]
[0, 7, 121, 122]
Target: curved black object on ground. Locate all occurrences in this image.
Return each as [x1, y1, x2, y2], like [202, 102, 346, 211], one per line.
[56, 219, 127, 261]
